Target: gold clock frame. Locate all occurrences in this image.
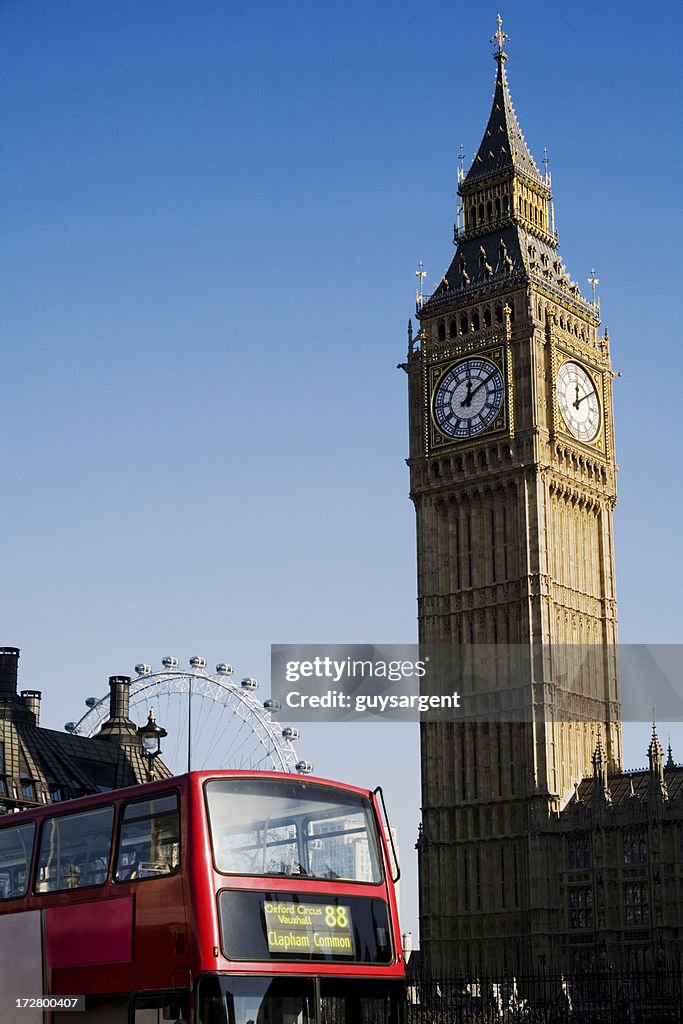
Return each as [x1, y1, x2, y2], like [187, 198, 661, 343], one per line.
[426, 346, 511, 454]
[552, 349, 607, 456]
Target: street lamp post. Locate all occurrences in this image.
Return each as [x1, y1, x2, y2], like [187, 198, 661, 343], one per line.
[137, 708, 167, 782]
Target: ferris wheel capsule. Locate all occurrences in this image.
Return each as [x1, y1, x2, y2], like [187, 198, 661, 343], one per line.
[295, 760, 314, 773]
[216, 663, 234, 675]
[135, 664, 152, 676]
[161, 657, 179, 669]
[189, 656, 207, 669]
[282, 727, 300, 740]
[241, 677, 259, 690]
[263, 699, 281, 711]
[85, 696, 99, 708]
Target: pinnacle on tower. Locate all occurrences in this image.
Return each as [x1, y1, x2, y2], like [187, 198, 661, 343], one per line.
[648, 720, 669, 802]
[648, 719, 663, 769]
[666, 739, 676, 770]
[592, 730, 612, 804]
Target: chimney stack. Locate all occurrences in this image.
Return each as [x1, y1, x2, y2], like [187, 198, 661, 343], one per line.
[95, 675, 139, 744]
[0, 647, 20, 697]
[108, 675, 133, 722]
[21, 689, 42, 725]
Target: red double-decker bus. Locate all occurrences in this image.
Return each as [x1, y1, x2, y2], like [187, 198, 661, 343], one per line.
[0, 770, 404, 1024]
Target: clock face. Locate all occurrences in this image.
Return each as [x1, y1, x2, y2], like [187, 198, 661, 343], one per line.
[432, 357, 504, 439]
[556, 361, 600, 441]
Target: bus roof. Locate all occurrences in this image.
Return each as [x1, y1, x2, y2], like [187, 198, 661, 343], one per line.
[0, 769, 377, 825]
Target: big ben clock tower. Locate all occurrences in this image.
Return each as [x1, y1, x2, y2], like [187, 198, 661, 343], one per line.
[407, 19, 622, 971]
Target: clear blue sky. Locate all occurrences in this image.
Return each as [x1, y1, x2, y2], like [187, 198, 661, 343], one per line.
[1, 1, 681, 940]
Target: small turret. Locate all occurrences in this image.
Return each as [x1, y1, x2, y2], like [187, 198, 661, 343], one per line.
[666, 739, 676, 770]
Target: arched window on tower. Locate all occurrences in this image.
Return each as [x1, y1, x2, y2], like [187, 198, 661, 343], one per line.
[461, 313, 469, 334]
[438, 320, 446, 342]
[484, 306, 492, 327]
[472, 311, 480, 331]
[449, 318, 457, 339]
[496, 305, 503, 324]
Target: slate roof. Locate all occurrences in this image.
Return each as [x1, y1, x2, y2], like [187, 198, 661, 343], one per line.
[420, 222, 594, 321]
[1, 691, 170, 812]
[566, 765, 683, 811]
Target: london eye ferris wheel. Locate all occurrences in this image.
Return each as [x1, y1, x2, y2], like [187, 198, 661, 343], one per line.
[66, 657, 312, 776]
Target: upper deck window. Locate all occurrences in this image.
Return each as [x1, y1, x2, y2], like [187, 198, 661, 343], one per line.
[205, 778, 382, 883]
[114, 793, 180, 882]
[0, 821, 35, 900]
[35, 805, 114, 893]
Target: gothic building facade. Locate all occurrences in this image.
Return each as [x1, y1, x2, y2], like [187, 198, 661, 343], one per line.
[406, 21, 683, 973]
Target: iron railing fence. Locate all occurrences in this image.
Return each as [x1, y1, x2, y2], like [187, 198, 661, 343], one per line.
[405, 969, 683, 1024]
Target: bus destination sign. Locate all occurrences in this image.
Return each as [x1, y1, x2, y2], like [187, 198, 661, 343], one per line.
[264, 900, 354, 957]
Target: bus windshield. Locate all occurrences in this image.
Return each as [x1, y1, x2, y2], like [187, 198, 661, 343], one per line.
[197, 975, 403, 1024]
[205, 778, 383, 883]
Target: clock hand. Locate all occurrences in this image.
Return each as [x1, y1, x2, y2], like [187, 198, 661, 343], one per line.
[468, 371, 497, 401]
[573, 382, 581, 409]
[460, 379, 474, 408]
[576, 390, 596, 406]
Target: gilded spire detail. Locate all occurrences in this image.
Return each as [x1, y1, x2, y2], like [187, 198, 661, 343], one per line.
[491, 14, 509, 62]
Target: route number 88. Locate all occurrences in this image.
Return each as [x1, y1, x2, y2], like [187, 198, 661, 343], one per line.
[325, 905, 349, 929]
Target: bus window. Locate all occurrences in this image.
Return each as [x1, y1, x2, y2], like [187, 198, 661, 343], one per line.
[0, 820, 34, 900]
[205, 778, 382, 883]
[197, 975, 314, 1024]
[320, 980, 404, 1024]
[35, 805, 114, 893]
[115, 792, 180, 882]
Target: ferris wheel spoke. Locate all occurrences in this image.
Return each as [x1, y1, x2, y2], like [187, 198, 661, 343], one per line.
[201, 703, 233, 769]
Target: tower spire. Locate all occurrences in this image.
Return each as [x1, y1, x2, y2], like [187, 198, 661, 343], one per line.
[463, 17, 541, 188]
